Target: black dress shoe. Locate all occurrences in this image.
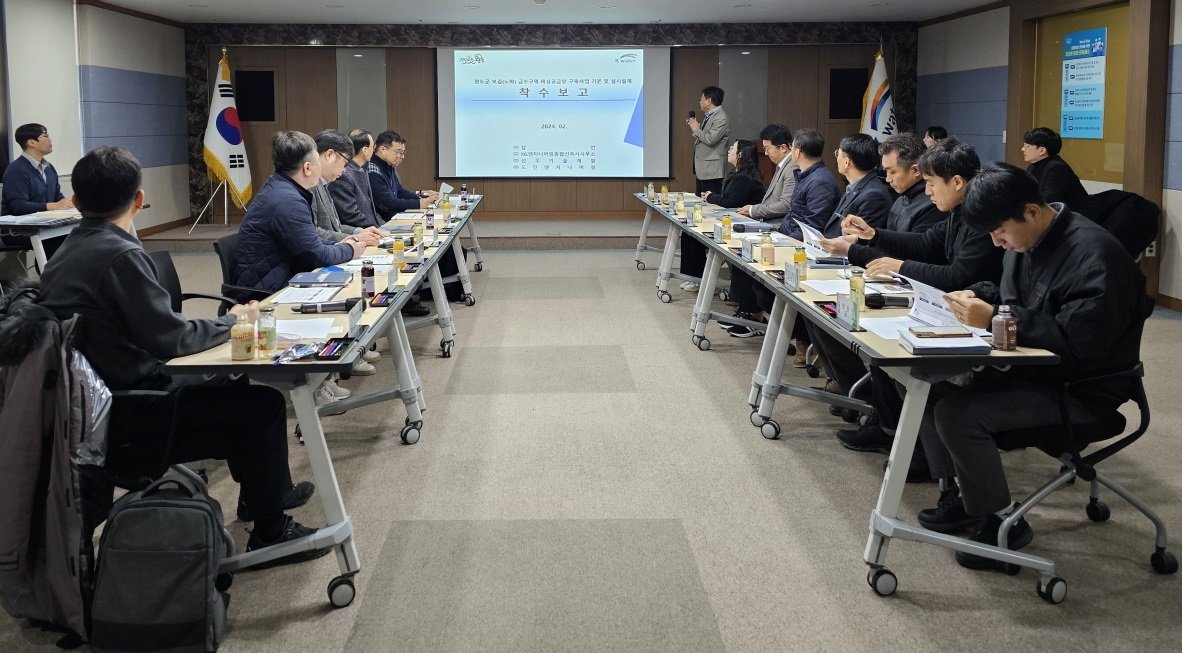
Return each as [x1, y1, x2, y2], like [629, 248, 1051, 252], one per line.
[237, 481, 316, 522]
[401, 299, 431, 317]
[244, 515, 333, 570]
[955, 512, 1034, 571]
[837, 421, 892, 454]
[918, 486, 982, 533]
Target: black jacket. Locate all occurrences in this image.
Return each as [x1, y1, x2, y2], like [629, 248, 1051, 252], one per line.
[886, 180, 943, 233]
[822, 173, 893, 233]
[975, 205, 1152, 410]
[855, 206, 1003, 292]
[1028, 156, 1092, 218]
[37, 219, 236, 390]
[708, 173, 765, 209]
[330, 159, 383, 230]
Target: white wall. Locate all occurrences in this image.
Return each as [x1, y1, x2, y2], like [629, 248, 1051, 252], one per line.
[3, 0, 82, 172]
[917, 7, 1010, 76]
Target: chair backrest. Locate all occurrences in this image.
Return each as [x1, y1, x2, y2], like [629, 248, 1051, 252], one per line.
[147, 250, 184, 314]
[212, 233, 239, 286]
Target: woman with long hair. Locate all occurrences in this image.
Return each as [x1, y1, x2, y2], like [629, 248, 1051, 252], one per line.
[680, 139, 766, 290]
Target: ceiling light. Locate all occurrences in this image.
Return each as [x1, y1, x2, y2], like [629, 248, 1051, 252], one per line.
[600, 4, 616, 7]
[734, 3, 752, 6]
[465, 5, 480, 8]
[353, 53, 363, 57]
[741, 51, 751, 55]
[535, 0, 546, 4]
[309, 38, 322, 45]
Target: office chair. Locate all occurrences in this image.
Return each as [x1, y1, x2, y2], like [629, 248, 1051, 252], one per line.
[212, 233, 270, 306]
[992, 362, 1177, 603]
[147, 250, 239, 316]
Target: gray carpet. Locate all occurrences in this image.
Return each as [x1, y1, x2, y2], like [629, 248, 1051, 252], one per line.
[3, 249, 1181, 652]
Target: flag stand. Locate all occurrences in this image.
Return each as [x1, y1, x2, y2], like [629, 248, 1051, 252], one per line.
[187, 179, 229, 234]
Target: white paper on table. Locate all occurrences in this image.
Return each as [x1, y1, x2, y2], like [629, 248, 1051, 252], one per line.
[275, 318, 338, 340]
[794, 220, 831, 260]
[344, 255, 394, 266]
[898, 275, 990, 337]
[858, 316, 919, 340]
[438, 182, 454, 196]
[802, 279, 850, 296]
[270, 287, 341, 304]
[867, 282, 911, 295]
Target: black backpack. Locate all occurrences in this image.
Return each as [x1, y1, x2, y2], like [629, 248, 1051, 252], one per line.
[89, 469, 234, 653]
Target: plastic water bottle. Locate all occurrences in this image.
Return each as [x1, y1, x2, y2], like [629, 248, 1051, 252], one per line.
[992, 305, 1018, 351]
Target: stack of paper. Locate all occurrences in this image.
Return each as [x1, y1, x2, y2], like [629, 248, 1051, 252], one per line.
[859, 275, 991, 351]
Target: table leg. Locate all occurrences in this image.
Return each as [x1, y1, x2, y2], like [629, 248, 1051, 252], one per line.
[30, 234, 48, 273]
[747, 296, 788, 408]
[450, 236, 475, 305]
[751, 301, 796, 438]
[463, 215, 485, 272]
[290, 380, 361, 576]
[654, 224, 679, 300]
[690, 249, 722, 340]
[634, 207, 654, 270]
[862, 372, 930, 569]
[426, 261, 456, 351]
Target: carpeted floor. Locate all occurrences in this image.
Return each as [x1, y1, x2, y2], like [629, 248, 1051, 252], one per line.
[4, 249, 1181, 652]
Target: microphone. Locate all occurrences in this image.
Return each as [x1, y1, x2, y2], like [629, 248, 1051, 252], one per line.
[865, 293, 912, 309]
[294, 297, 366, 314]
[689, 110, 696, 119]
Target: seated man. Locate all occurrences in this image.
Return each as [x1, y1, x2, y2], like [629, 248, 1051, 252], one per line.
[1021, 126, 1092, 218]
[736, 123, 798, 224]
[725, 129, 838, 345]
[919, 163, 1152, 569]
[37, 146, 327, 567]
[819, 139, 1002, 456]
[1, 123, 76, 262]
[367, 130, 437, 217]
[329, 129, 383, 230]
[807, 133, 931, 400]
[234, 130, 364, 294]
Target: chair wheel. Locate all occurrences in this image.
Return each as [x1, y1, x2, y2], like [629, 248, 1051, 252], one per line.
[1036, 576, 1067, 604]
[697, 336, 711, 351]
[215, 572, 233, 592]
[475, 262, 484, 272]
[787, 343, 796, 356]
[636, 261, 646, 271]
[1085, 499, 1111, 522]
[658, 290, 672, 303]
[1151, 549, 1178, 574]
[440, 339, 453, 358]
[805, 365, 821, 378]
[760, 419, 780, 440]
[400, 421, 422, 445]
[463, 294, 476, 306]
[717, 290, 730, 301]
[868, 568, 897, 597]
[328, 576, 356, 608]
[841, 408, 860, 424]
[294, 425, 304, 446]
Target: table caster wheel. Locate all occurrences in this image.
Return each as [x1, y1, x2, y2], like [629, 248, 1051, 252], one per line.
[1085, 499, 1110, 522]
[463, 294, 476, 306]
[717, 290, 730, 301]
[440, 339, 453, 358]
[658, 291, 672, 303]
[328, 576, 356, 608]
[805, 365, 821, 379]
[636, 261, 646, 271]
[697, 337, 711, 351]
[1036, 576, 1067, 604]
[760, 419, 780, 440]
[868, 568, 897, 597]
[1151, 548, 1178, 574]
[749, 410, 764, 427]
[400, 421, 422, 445]
[475, 262, 484, 272]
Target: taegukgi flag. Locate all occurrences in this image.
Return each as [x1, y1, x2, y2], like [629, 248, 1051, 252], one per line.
[861, 51, 897, 142]
[203, 50, 252, 208]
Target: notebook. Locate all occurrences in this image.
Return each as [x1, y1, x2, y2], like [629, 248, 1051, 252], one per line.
[288, 269, 353, 287]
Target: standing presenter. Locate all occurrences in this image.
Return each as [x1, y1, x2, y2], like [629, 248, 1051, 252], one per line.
[686, 86, 729, 196]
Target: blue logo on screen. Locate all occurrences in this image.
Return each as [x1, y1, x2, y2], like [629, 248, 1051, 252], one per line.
[616, 54, 638, 63]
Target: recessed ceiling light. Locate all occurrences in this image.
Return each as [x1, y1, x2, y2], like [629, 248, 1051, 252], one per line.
[309, 38, 322, 45]
[718, 43, 725, 46]
[353, 53, 363, 57]
[465, 5, 480, 8]
[600, 4, 616, 7]
[741, 51, 751, 55]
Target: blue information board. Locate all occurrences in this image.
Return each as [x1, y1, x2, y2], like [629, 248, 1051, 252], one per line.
[1061, 28, 1107, 140]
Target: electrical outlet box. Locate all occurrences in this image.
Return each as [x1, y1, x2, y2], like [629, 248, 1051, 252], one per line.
[1145, 241, 1157, 257]
[1002, 130, 1007, 144]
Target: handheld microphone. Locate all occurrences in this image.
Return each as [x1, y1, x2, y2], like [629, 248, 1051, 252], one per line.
[865, 293, 912, 309]
[732, 223, 747, 233]
[294, 297, 366, 314]
[689, 110, 696, 119]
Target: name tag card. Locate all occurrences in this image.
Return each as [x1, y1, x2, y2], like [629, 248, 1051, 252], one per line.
[741, 239, 755, 262]
[713, 223, 724, 242]
[836, 293, 863, 331]
[783, 260, 802, 292]
[347, 298, 365, 337]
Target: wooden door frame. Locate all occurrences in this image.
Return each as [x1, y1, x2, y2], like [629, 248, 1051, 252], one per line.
[1005, 0, 1169, 296]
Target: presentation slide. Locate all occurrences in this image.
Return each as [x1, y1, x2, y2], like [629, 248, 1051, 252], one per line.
[437, 48, 671, 178]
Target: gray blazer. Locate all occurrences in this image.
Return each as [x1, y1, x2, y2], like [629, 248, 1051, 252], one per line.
[311, 179, 360, 243]
[750, 158, 799, 221]
[692, 107, 730, 181]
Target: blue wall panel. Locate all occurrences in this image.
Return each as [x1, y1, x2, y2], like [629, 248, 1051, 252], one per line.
[79, 65, 187, 168]
[1167, 45, 1182, 190]
[916, 66, 1007, 165]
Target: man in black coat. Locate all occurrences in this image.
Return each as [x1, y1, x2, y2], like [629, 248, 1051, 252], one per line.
[920, 163, 1152, 570]
[1021, 127, 1092, 218]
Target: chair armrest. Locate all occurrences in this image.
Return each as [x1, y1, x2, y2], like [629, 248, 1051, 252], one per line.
[1063, 362, 1144, 391]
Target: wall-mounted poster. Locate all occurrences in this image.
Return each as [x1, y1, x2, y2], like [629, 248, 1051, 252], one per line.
[1061, 27, 1107, 140]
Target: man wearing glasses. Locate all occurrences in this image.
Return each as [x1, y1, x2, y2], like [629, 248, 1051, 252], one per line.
[1, 123, 75, 263]
[736, 123, 798, 224]
[367, 130, 439, 218]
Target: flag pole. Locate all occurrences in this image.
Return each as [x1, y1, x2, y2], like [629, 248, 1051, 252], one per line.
[188, 180, 227, 234]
